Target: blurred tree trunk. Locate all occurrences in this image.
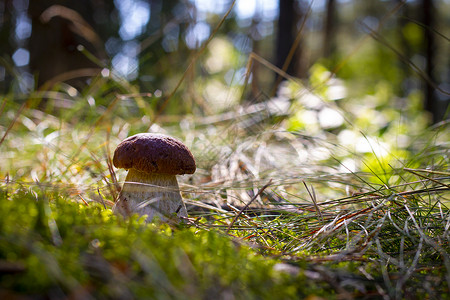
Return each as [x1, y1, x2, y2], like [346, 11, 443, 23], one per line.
[397, 0, 412, 98]
[250, 10, 262, 100]
[323, 0, 336, 58]
[275, 0, 305, 78]
[0, 0, 14, 91]
[421, 0, 440, 122]
[28, 0, 105, 89]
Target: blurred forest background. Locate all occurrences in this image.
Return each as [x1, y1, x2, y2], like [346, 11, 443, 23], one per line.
[0, 2, 449, 297]
[0, 0, 449, 122]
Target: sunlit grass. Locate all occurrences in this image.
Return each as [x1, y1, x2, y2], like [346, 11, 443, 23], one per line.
[0, 65, 449, 298]
[1, 0, 449, 297]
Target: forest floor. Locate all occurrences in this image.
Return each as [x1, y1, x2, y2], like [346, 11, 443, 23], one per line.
[0, 72, 449, 299]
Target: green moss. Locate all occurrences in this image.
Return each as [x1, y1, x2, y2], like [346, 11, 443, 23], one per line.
[0, 190, 331, 299]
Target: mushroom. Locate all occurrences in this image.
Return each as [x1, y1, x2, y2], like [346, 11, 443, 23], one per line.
[112, 133, 196, 223]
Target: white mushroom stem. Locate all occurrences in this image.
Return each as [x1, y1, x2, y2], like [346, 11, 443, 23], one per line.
[113, 169, 188, 223]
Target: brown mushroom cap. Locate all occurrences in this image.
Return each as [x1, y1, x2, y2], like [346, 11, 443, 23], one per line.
[113, 133, 196, 175]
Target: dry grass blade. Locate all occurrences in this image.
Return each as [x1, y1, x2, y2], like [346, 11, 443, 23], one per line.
[0, 101, 27, 147]
[403, 204, 450, 292]
[395, 236, 423, 299]
[59, 92, 127, 179]
[404, 168, 450, 189]
[150, 0, 237, 125]
[362, 21, 450, 96]
[269, 0, 313, 97]
[0, 96, 7, 117]
[328, 0, 406, 80]
[227, 179, 272, 233]
[303, 181, 323, 225]
[244, 52, 299, 90]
